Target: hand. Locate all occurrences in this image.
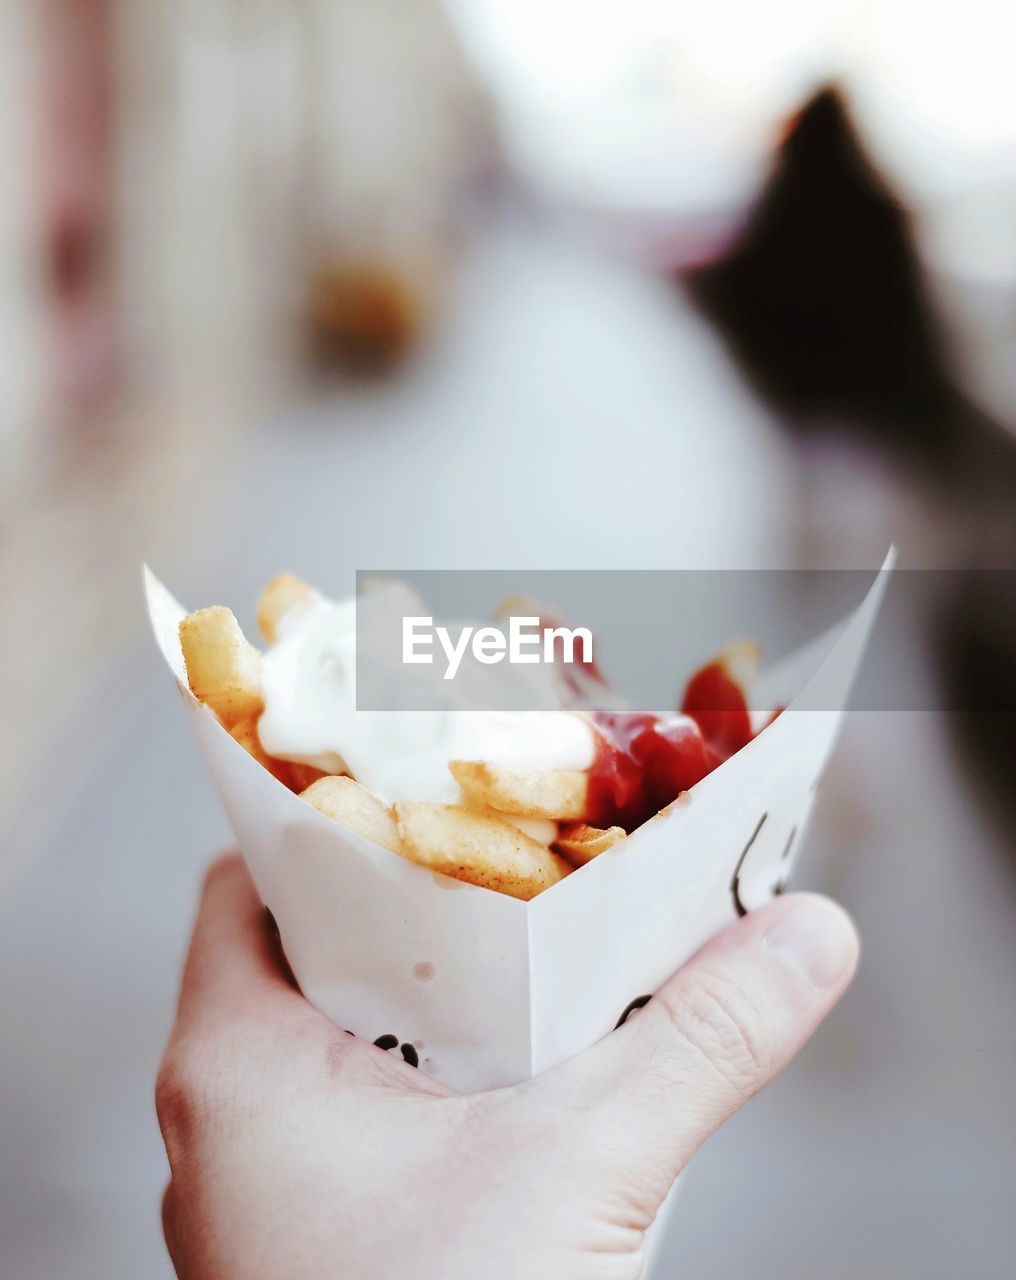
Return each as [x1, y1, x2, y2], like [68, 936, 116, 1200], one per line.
[157, 854, 858, 1279]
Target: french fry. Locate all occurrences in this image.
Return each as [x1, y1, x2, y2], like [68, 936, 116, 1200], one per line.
[229, 715, 293, 786]
[302, 776, 401, 856]
[554, 822, 626, 867]
[257, 573, 321, 645]
[395, 803, 570, 901]
[454, 792, 559, 845]
[179, 607, 262, 727]
[448, 760, 588, 822]
[486, 811, 559, 847]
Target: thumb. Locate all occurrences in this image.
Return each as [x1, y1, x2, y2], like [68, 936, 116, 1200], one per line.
[543, 893, 858, 1203]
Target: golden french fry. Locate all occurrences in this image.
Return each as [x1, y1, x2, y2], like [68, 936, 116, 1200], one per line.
[302, 776, 401, 856]
[454, 793, 559, 845]
[554, 822, 626, 867]
[394, 802, 570, 901]
[486, 811, 559, 847]
[179, 607, 262, 727]
[257, 573, 321, 645]
[449, 760, 588, 822]
[229, 715, 292, 786]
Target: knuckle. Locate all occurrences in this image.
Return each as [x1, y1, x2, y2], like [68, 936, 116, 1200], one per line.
[658, 969, 773, 1092]
[155, 1036, 220, 1144]
[154, 1055, 194, 1140]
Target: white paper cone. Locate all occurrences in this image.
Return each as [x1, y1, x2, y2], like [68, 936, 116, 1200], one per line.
[146, 555, 892, 1092]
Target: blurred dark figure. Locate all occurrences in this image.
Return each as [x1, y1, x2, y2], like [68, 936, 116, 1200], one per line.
[685, 87, 956, 462]
[685, 85, 1016, 838]
[942, 574, 1016, 838]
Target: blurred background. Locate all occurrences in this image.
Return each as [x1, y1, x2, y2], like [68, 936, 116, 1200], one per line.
[2, 1, 1015, 1276]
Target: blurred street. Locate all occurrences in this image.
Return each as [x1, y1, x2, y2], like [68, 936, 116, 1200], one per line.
[3, 1, 1016, 1276]
[2, 210, 1014, 1278]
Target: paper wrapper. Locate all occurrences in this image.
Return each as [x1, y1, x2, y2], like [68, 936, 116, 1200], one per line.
[146, 559, 891, 1093]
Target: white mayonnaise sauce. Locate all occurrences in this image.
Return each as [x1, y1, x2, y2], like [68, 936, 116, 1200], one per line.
[257, 593, 595, 817]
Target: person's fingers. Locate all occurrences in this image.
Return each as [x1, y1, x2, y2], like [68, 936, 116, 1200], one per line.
[541, 893, 858, 1191]
[168, 852, 438, 1096]
[176, 852, 299, 1028]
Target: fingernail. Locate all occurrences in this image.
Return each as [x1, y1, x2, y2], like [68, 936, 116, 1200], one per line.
[763, 897, 856, 991]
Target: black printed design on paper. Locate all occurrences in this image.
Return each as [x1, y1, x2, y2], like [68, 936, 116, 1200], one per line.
[615, 995, 652, 1030]
[730, 812, 768, 918]
[731, 813, 804, 913]
[371, 1033, 420, 1068]
[773, 825, 798, 897]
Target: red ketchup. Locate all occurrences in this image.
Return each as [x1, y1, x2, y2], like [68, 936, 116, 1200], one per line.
[587, 649, 765, 832]
[680, 656, 754, 758]
[587, 713, 719, 831]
